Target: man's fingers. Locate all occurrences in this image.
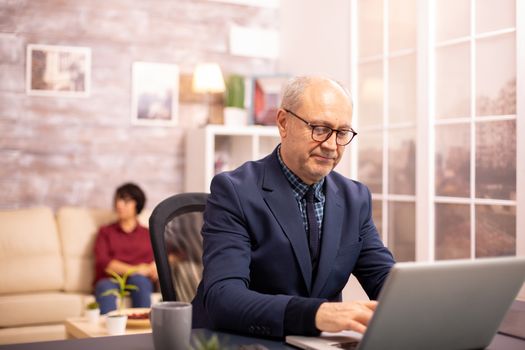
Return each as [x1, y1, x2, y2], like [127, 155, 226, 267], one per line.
[348, 319, 367, 334]
[315, 301, 378, 333]
[360, 300, 378, 311]
[347, 304, 376, 333]
[353, 305, 374, 326]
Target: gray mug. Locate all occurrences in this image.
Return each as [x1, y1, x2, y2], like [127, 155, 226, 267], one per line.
[151, 301, 192, 350]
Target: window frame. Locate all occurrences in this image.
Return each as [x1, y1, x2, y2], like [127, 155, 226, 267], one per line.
[350, 0, 524, 262]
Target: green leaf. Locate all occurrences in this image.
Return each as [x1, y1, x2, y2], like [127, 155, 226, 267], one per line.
[101, 289, 119, 298]
[125, 284, 139, 291]
[87, 301, 99, 310]
[103, 269, 140, 312]
[225, 75, 245, 108]
[192, 334, 225, 350]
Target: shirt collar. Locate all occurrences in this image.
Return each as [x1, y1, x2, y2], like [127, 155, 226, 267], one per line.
[116, 221, 140, 235]
[276, 145, 325, 201]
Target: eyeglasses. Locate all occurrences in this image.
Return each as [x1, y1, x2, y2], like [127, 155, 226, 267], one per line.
[283, 108, 357, 146]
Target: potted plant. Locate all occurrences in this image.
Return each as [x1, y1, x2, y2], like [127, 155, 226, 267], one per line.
[223, 74, 248, 126]
[85, 301, 100, 325]
[193, 334, 225, 350]
[101, 269, 139, 335]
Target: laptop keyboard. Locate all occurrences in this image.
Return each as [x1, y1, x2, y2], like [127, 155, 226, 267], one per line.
[330, 341, 359, 350]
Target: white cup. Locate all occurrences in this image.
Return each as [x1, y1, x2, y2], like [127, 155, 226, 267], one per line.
[106, 314, 127, 335]
[151, 302, 192, 350]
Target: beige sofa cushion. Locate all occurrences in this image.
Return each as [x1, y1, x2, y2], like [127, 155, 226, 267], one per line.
[0, 207, 64, 294]
[56, 207, 116, 294]
[0, 292, 84, 327]
[56, 207, 152, 293]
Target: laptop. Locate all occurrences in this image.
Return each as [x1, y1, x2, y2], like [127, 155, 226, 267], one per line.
[498, 300, 525, 340]
[286, 257, 525, 350]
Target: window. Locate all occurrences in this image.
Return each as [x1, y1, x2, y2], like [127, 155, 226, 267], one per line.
[354, 0, 418, 261]
[351, 0, 523, 262]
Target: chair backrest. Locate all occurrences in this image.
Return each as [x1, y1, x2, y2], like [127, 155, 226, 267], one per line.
[149, 192, 208, 302]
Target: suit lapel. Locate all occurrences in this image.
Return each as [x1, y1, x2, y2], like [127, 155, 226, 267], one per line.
[261, 151, 313, 293]
[312, 176, 344, 296]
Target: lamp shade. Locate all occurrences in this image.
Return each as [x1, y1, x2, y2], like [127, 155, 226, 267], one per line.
[192, 63, 226, 93]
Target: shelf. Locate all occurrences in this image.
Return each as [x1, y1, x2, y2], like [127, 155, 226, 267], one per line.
[185, 125, 280, 192]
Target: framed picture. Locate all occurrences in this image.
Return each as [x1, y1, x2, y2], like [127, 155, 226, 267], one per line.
[26, 44, 91, 97]
[131, 62, 179, 127]
[251, 75, 288, 125]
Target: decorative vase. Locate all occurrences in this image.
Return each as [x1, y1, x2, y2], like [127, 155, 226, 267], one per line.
[85, 308, 100, 325]
[106, 314, 128, 335]
[223, 107, 248, 126]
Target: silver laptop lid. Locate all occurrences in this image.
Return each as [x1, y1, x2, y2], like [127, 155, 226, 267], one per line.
[358, 256, 525, 350]
[286, 257, 525, 350]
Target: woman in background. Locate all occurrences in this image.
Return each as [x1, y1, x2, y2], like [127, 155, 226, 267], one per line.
[93, 183, 157, 314]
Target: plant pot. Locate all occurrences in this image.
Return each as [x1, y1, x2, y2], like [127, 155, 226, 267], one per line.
[85, 308, 100, 325]
[223, 107, 248, 126]
[106, 314, 128, 335]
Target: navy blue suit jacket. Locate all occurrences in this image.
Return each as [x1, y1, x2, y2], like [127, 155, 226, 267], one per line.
[192, 148, 394, 337]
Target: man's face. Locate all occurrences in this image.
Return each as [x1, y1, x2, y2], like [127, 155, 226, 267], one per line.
[278, 80, 353, 185]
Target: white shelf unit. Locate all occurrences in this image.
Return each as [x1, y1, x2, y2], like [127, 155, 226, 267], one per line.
[185, 125, 280, 192]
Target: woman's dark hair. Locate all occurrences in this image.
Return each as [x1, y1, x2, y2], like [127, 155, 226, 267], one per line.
[114, 183, 146, 214]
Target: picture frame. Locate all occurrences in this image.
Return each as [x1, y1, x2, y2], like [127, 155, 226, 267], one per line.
[26, 44, 91, 97]
[250, 75, 289, 125]
[131, 62, 179, 127]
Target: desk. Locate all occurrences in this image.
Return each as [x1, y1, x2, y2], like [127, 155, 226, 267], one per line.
[0, 329, 291, 350]
[499, 300, 525, 339]
[0, 329, 524, 350]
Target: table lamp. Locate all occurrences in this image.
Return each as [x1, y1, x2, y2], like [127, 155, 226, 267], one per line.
[192, 63, 225, 124]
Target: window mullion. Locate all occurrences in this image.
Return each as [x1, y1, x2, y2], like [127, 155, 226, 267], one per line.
[416, 0, 434, 261]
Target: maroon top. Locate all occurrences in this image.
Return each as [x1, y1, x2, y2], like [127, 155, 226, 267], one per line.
[93, 222, 154, 285]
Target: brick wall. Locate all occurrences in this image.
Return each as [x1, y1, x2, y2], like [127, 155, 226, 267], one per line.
[0, 0, 278, 211]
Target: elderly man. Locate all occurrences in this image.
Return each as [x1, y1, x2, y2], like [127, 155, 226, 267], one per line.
[192, 76, 395, 337]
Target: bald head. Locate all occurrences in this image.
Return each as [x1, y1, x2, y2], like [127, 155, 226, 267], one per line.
[280, 76, 353, 113]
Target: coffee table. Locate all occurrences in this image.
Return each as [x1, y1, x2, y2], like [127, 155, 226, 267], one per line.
[65, 316, 151, 339]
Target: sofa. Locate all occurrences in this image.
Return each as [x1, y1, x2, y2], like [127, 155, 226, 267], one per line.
[0, 206, 155, 345]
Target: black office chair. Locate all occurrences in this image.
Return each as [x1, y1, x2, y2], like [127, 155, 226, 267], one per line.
[149, 192, 209, 302]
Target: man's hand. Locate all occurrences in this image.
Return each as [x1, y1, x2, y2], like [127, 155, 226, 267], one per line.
[315, 300, 378, 334]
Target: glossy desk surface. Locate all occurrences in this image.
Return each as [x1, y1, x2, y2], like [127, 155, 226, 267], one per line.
[1, 328, 524, 350]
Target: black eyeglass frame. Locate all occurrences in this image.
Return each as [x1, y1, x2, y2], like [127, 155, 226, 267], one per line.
[283, 108, 357, 146]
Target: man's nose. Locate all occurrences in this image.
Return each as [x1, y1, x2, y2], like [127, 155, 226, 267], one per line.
[321, 132, 338, 150]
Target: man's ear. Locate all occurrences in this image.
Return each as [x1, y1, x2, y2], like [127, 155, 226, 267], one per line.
[276, 109, 288, 138]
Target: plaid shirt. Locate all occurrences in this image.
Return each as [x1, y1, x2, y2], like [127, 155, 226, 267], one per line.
[277, 145, 325, 237]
